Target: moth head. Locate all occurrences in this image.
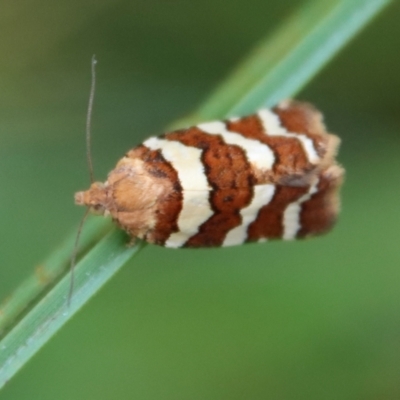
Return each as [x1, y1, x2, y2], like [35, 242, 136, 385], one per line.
[75, 182, 109, 216]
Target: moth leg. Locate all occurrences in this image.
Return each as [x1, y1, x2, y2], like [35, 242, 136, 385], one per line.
[126, 236, 137, 247]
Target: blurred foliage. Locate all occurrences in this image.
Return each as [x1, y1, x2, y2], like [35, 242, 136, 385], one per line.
[0, 0, 399, 399]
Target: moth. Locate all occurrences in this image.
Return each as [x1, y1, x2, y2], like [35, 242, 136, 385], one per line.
[75, 99, 344, 248]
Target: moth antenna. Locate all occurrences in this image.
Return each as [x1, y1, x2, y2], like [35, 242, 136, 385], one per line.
[68, 207, 90, 306]
[86, 54, 97, 184]
[68, 55, 97, 306]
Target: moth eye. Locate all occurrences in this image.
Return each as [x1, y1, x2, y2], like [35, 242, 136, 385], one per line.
[90, 204, 105, 215]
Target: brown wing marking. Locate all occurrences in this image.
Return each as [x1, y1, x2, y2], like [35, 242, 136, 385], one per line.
[165, 127, 254, 247]
[247, 185, 310, 241]
[298, 165, 344, 238]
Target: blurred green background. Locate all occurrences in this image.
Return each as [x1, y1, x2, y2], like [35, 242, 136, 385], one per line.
[1, 1, 400, 399]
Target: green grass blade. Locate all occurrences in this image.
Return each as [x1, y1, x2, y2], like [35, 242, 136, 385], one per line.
[0, 217, 111, 336]
[0, 0, 391, 390]
[196, 0, 392, 119]
[0, 229, 143, 387]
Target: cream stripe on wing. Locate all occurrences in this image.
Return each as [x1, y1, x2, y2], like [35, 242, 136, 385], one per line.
[282, 179, 319, 240]
[144, 137, 213, 248]
[197, 121, 275, 170]
[223, 184, 276, 246]
[258, 109, 320, 164]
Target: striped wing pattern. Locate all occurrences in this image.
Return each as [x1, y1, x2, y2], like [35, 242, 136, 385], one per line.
[125, 100, 344, 247]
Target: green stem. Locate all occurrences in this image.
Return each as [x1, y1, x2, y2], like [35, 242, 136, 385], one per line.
[0, 229, 143, 385]
[197, 0, 392, 119]
[0, 217, 111, 336]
